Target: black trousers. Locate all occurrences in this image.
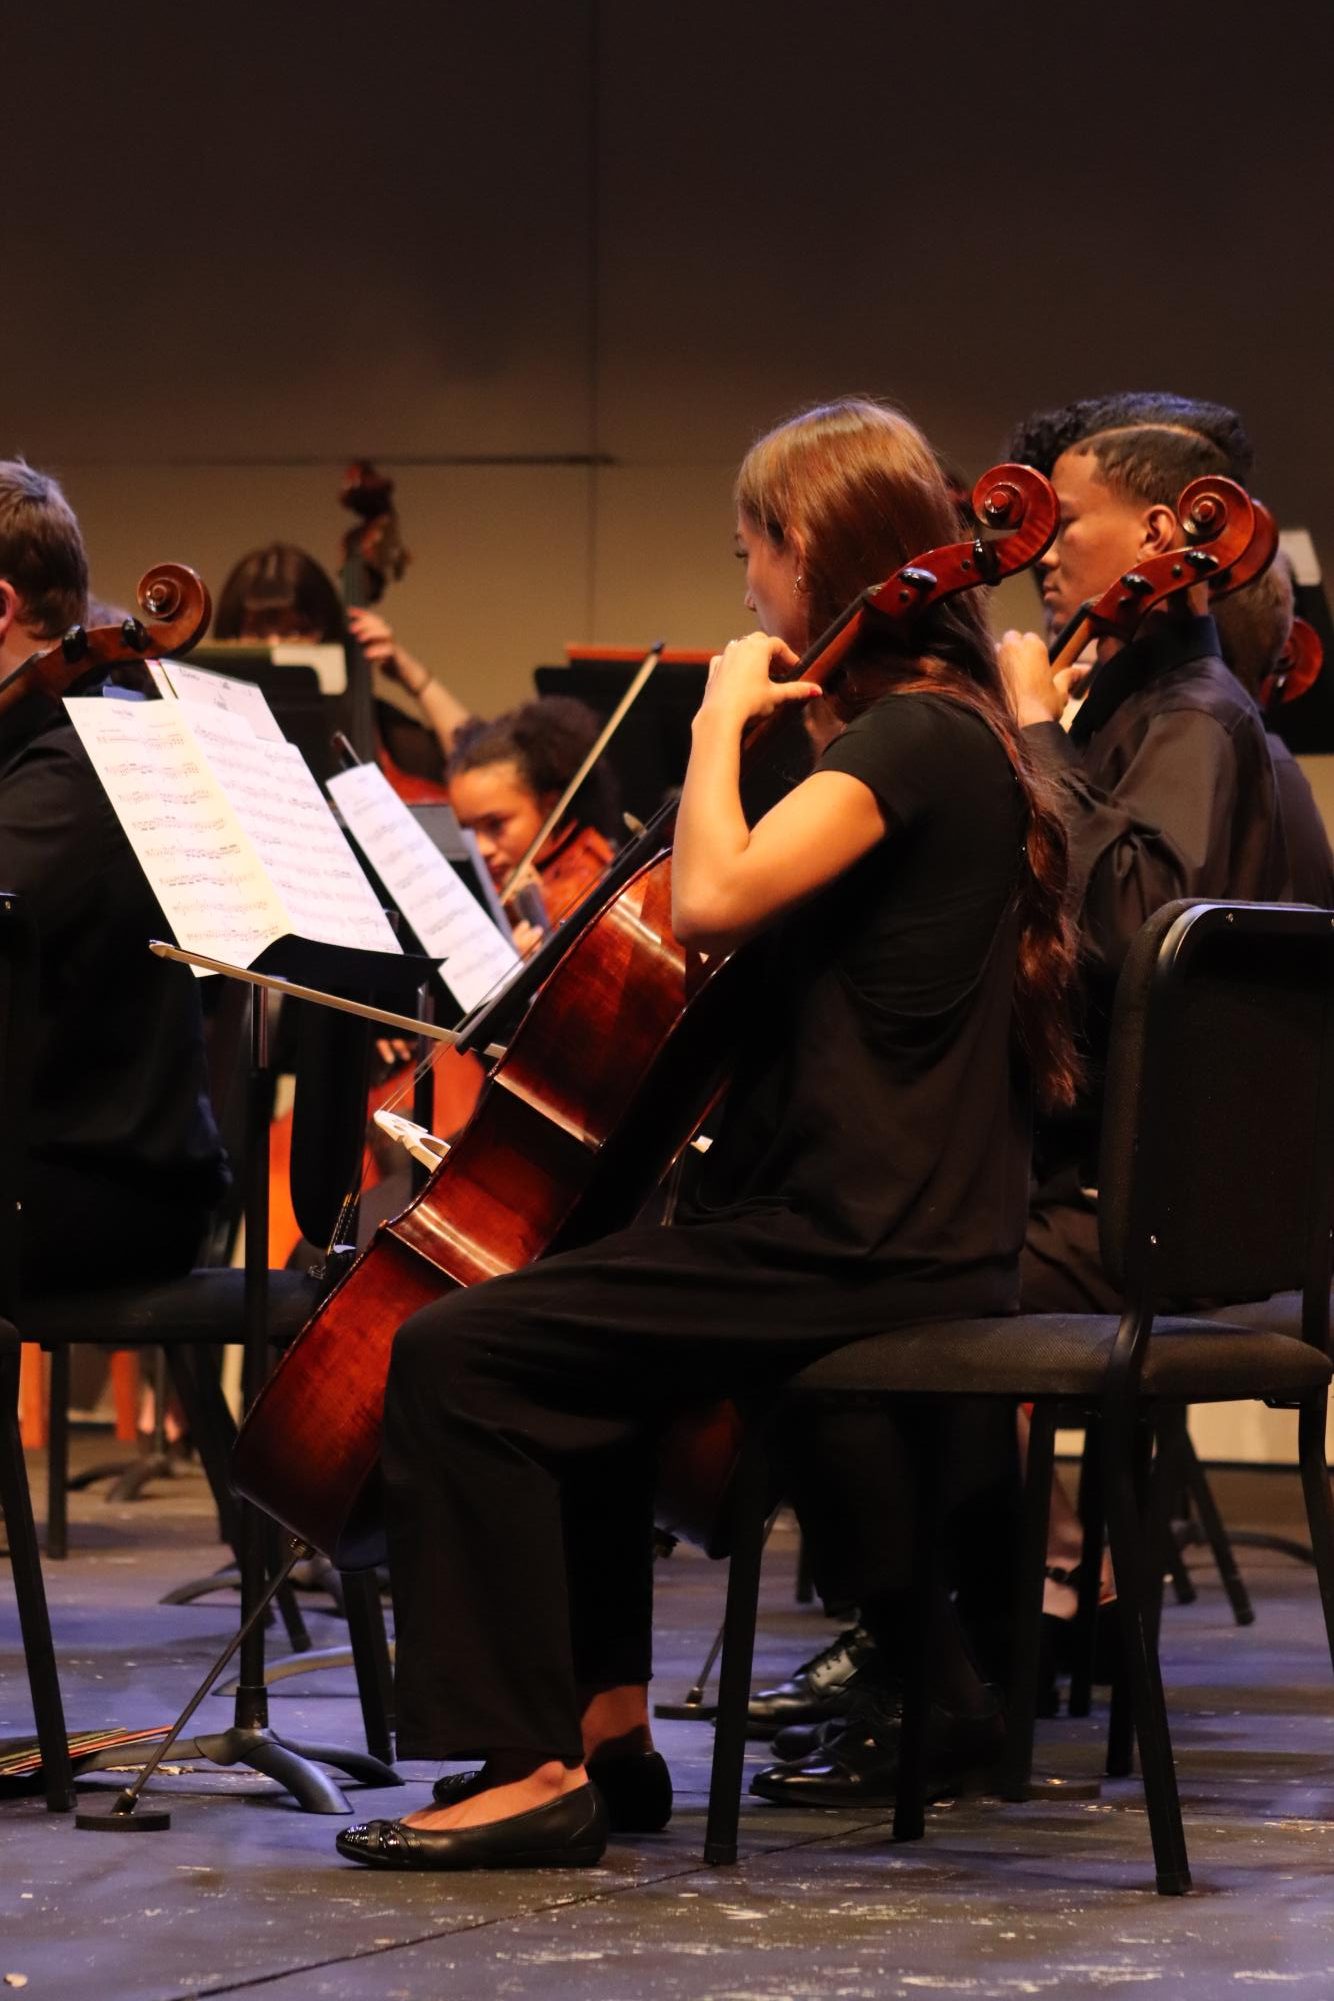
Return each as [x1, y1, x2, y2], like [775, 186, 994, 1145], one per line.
[1020, 1182, 1119, 1313]
[383, 1216, 984, 1766]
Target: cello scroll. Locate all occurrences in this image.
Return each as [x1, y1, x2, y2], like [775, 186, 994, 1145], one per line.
[1048, 475, 1257, 672]
[0, 562, 212, 720]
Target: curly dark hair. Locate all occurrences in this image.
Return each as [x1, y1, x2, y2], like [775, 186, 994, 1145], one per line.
[1004, 392, 1253, 485]
[449, 695, 621, 842]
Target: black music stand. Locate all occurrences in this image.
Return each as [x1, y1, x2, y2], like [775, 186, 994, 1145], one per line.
[76, 934, 433, 1830]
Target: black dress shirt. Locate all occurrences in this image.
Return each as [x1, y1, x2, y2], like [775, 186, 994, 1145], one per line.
[1026, 613, 1288, 1179]
[1268, 734, 1334, 906]
[0, 690, 226, 1282]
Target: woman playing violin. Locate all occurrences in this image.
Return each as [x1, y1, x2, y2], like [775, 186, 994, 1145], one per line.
[448, 696, 619, 943]
[366, 696, 620, 1182]
[336, 397, 1080, 1874]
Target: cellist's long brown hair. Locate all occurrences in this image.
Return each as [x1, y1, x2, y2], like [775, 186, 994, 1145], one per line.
[736, 397, 1081, 1111]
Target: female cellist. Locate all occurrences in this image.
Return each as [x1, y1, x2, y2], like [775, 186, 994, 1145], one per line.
[334, 397, 1081, 1874]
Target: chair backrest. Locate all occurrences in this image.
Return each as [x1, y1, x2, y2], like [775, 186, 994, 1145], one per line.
[0, 895, 36, 1321]
[1097, 901, 1334, 1328]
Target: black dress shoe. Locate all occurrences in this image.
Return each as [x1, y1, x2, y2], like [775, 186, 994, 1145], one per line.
[769, 1714, 850, 1763]
[433, 1750, 672, 1833]
[746, 1625, 880, 1736]
[750, 1700, 1005, 1809]
[335, 1784, 608, 1871]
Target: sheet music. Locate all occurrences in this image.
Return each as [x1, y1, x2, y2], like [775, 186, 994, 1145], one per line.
[328, 760, 520, 1011]
[66, 697, 289, 970]
[149, 657, 287, 741]
[66, 696, 401, 972]
[188, 710, 399, 956]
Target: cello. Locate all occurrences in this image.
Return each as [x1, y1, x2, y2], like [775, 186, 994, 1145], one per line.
[1260, 617, 1323, 712]
[232, 461, 1062, 1566]
[1046, 474, 1261, 674]
[0, 563, 212, 719]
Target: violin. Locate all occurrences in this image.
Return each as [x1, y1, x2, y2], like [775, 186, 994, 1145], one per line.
[232, 463, 1061, 1564]
[0, 563, 211, 719]
[338, 461, 451, 805]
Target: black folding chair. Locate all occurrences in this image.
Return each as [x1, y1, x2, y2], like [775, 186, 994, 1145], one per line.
[20, 997, 395, 1762]
[704, 901, 1334, 1895]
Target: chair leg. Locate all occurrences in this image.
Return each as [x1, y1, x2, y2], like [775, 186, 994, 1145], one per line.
[1000, 1400, 1056, 1800]
[342, 1567, 395, 1766]
[45, 1345, 69, 1561]
[704, 1430, 770, 1867]
[794, 1532, 815, 1607]
[1105, 1416, 1151, 1780]
[1177, 1425, 1255, 1628]
[1145, 1413, 1182, 1658]
[0, 1355, 73, 1810]
[1068, 1420, 1105, 1719]
[894, 1409, 945, 1844]
[1295, 1390, 1334, 1677]
[1103, 1405, 1191, 1895]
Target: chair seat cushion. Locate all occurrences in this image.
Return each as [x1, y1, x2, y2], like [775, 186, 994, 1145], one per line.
[1205, 1292, 1304, 1339]
[21, 1269, 324, 1351]
[790, 1310, 1332, 1404]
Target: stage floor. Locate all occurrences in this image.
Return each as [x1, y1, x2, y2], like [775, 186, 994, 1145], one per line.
[2, 1445, 1334, 1999]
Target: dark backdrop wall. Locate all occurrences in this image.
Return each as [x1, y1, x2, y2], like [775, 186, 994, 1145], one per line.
[8, 1, 1333, 715]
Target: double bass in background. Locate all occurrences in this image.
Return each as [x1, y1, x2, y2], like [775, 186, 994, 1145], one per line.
[336, 460, 453, 805]
[232, 424, 1064, 1569]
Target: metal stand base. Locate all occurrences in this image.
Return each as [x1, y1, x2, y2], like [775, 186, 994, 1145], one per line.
[1178, 1522, 1315, 1568]
[69, 1451, 184, 1502]
[71, 1727, 399, 1829]
[190, 1726, 395, 1808]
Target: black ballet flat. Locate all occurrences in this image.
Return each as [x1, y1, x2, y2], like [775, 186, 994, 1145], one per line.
[335, 1784, 608, 1871]
[432, 1749, 672, 1834]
